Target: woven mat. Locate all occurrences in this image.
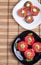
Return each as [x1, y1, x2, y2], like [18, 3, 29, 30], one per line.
[0, 0, 41, 65]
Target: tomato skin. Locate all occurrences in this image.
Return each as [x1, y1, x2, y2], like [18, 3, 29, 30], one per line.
[25, 35, 35, 45]
[24, 1, 32, 10]
[24, 49, 35, 60]
[31, 6, 40, 16]
[25, 15, 34, 23]
[32, 42, 41, 53]
[17, 41, 28, 52]
[17, 7, 28, 17]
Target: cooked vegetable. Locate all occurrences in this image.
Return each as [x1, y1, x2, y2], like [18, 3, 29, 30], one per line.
[25, 35, 35, 45]
[31, 6, 40, 16]
[25, 15, 34, 23]
[24, 49, 35, 60]
[28, 33, 33, 36]
[32, 42, 41, 52]
[24, 1, 32, 10]
[17, 41, 28, 52]
[26, 58, 32, 62]
[17, 7, 28, 17]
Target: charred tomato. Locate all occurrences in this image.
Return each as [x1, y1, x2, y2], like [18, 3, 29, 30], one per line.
[25, 15, 34, 23]
[31, 6, 40, 16]
[24, 1, 32, 10]
[17, 7, 28, 17]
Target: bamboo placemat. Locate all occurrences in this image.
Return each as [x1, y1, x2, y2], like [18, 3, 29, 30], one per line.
[0, 0, 41, 65]
[0, 0, 8, 65]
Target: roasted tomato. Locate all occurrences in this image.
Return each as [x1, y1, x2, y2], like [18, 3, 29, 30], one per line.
[17, 7, 28, 17]
[24, 1, 32, 10]
[24, 49, 35, 60]
[25, 15, 34, 23]
[31, 6, 40, 16]
[17, 41, 28, 52]
[32, 42, 41, 53]
[25, 35, 35, 45]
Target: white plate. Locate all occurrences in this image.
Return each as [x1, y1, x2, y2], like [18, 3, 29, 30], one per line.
[12, 0, 41, 30]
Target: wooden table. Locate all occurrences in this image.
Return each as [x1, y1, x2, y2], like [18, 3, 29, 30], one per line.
[0, 0, 41, 65]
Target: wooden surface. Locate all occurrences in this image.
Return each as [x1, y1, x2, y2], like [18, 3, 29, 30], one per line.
[0, 0, 41, 65]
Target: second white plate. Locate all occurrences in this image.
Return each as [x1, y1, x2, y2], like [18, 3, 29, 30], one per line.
[12, 0, 41, 30]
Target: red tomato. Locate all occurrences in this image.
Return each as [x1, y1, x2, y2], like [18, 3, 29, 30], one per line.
[24, 49, 35, 60]
[17, 7, 28, 17]
[25, 15, 34, 23]
[25, 35, 35, 45]
[32, 42, 41, 53]
[31, 6, 40, 16]
[17, 41, 28, 52]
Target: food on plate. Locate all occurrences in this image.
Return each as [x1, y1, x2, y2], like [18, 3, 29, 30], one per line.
[25, 15, 34, 23]
[15, 31, 41, 63]
[26, 58, 32, 62]
[32, 42, 41, 52]
[24, 49, 35, 60]
[31, 6, 40, 16]
[17, 7, 28, 17]
[17, 1, 40, 24]
[17, 41, 28, 52]
[24, 1, 32, 10]
[25, 35, 35, 45]
[28, 33, 33, 36]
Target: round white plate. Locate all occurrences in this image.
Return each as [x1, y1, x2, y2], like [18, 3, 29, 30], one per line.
[12, 0, 41, 30]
